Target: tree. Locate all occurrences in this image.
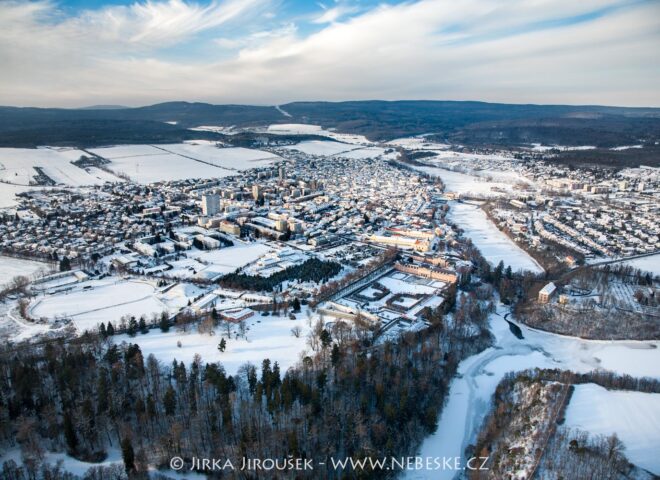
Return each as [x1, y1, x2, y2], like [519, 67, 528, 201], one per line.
[218, 338, 226, 353]
[63, 411, 78, 454]
[106, 322, 115, 336]
[291, 297, 301, 312]
[159, 313, 170, 332]
[164, 386, 176, 416]
[138, 317, 148, 334]
[291, 326, 302, 338]
[120, 437, 135, 474]
[59, 257, 71, 272]
[127, 317, 138, 337]
[320, 329, 332, 349]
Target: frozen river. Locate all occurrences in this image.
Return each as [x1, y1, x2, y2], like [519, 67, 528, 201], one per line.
[447, 202, 544, 274]
[405, 306, 660, 479]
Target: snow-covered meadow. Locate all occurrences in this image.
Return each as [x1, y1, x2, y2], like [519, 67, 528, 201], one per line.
[448, 202, 544, 274]
[565, 383, 660, 474]
[113, 310, 312, 375]
[29, 278, 169, 331]
[0, 147, 112, 186]
[89, 142, 280, 183]
[0, 256, 52, 287]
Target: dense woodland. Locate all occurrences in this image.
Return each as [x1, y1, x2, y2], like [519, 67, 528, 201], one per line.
[0, 285, 493, 479]
[218, 258, 342, 292]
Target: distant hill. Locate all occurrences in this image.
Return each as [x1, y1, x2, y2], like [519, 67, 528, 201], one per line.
[0, 100, 658, 166]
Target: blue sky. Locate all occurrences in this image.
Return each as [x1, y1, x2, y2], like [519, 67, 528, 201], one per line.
[0, 0, 658, 107]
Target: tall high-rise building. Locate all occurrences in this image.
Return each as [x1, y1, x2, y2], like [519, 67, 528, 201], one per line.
[278, 166, 286, 181]
[252, 185, 262, 200]
[201, 194, 220, 216]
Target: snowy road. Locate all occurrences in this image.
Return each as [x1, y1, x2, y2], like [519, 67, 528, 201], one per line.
[405, 306, 660, 479]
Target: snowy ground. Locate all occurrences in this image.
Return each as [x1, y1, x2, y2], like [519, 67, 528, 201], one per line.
[616, 253, 660, 276]
[30, 278, 169, 331]
[0, 147, 113, 186]
[284, 140, 362, 156]
[448, 202, 544, 274]
[406, 306, 660, 480]
[414, 165, 524, 197]
[90, 143, 280, 184]
[166, 243, 273, 280]
[267, 123, 372, 144]
[564, 383, 660, 474]
[0, 256, 53, 287]
[113, 309, 313, 375]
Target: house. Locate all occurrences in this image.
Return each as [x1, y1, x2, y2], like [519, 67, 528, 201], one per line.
[538, 282, 557, 303]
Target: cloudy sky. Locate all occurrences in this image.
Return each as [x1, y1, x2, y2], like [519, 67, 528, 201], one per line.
[1, 0, 659, 107]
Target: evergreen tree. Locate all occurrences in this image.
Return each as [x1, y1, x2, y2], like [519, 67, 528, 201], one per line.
[159, 313, 170, 332]
[121, 437, 136, 474]
[63, 411, 78, 453]
[138, 317, 148, 334]
[164, 385, 176, 416]
[127, 317, 138, 337]
[106, 322, 115, 336]
[291, 297, 301, 312]
[218, 338, 226, 353]
[98, 322, 107, 339]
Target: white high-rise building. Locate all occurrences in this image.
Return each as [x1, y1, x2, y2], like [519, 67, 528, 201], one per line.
[201, 194, 220, 216]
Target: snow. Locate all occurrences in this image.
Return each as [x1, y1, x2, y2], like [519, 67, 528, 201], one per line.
[165, 243, 273, 280]
[268, 124, 323, 134]
[89, 143, 280, 184]
[283, 141, 388, 158]
[415, 165, 525, 196]
[30, 278, 169, 331]
[378, 276, 437, 295]
[284, 140, 358, 156]
[114, 310, 312, 375]
[406, 306, 660, 480]
[565, 384, 660, 475]
[448, 202, 544, 274]
[0, 448, 123, 478]
[529, 143, 597, 151]
[268, 124, 372, 144]
[0, 147, 105, 186]
[610, 145, 643, 151]
[616, 253, 660, 276]
[0, 256, 52, 287]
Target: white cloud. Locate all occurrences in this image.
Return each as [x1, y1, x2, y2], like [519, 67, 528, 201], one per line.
[0, 0, 658, 107]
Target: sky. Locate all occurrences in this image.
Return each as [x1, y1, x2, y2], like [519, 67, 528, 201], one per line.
[0, 0, 659, 108]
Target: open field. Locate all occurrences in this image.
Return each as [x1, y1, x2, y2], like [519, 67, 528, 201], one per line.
[113, 310, 312, 375]
[90, 142, 280, 183]
[30, 278, 169, 331]
[0, 147, 114, 186]
[565, 383, 660, 475]
[0, 256, 52, 287]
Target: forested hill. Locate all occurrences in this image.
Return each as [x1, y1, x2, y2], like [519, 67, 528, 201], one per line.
[1, 100, 659, 153]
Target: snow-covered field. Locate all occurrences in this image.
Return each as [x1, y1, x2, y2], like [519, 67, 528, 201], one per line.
[165, 243, 273, 280]
[378, 276, 437, 295]
[30, 278, 168, 331]
[407, 307, 660, 480]
[448, 202, 544, 273]
[89, 143, 280, 184]
[267, 123, 372, 144]
[565, 383, 660, 474]
[0, 256, 52, 287]
[618, 253, 660, 276]
[0, 147, 112, 186]
[114, 310, 312, 375]
[284, 140, 361, 156]
[414, 165, 525, 197]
